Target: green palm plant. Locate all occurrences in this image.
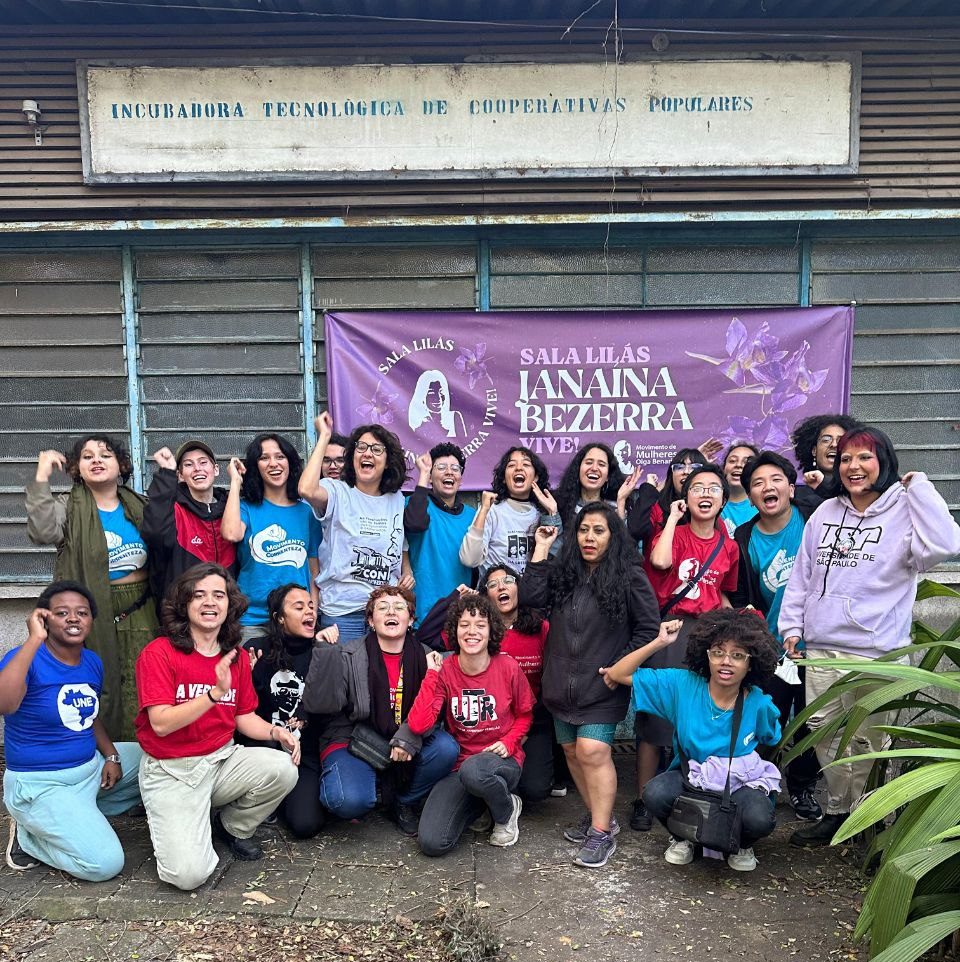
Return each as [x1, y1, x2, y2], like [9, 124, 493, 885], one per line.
[781, 579, 960, 962]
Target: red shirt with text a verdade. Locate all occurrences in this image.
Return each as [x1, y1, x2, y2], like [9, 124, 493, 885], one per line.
[135, 636, 258, 759]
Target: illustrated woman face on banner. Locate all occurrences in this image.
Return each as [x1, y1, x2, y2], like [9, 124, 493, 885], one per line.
[408, 369, 464, 438]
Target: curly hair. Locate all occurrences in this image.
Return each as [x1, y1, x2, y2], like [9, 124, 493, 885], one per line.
[791, 414, 863, 472]
[161, 563, 247, 655]
[36, 579, 98, 620]
[340, 424, 408, 494]
[490, 446, 550, 503]
[240, 433, 304, 505]
[555, 443, 627, 530]
[258, 583, 314, 669]
[429, 442, 466, 470]
[683, 609, 778, 689]
[550, 502, 639, 626]
[479, 564, 545, 636]
[443, 593, 506, 656]
[66, 434, 134, 485]
[364, 584, 416, 624]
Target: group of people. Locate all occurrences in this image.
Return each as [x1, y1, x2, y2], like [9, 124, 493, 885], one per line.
[3, 410, 957, 889]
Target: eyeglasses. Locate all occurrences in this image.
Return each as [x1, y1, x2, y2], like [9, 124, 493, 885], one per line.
[356, 441, 386, 456]
[689, 484, 723, 496]
[374, 601, 408, 613]
[671, 462, 703, 473]
[486, 575, 517, 590]
[707, 648, 750, 664]
[322, 456, 345, 466]
[817, 435, 843, 446]
[433, 462, 463, 475]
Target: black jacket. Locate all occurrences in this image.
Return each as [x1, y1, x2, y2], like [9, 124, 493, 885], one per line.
[141, 468, 237, 603]
[518, 557, 660, 725]
[729, 500, 816, 614]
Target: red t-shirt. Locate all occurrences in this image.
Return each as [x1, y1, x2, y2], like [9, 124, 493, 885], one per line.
[135, 636, 259, 760]
[406, 653, 535, 770]
[500, 621, 548, 701]
[648, 525, 740, 616]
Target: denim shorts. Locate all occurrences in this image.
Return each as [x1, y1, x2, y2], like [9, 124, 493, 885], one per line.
[554, 719, 618, 746]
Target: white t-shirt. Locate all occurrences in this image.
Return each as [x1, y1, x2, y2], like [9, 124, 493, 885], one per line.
[314, 479, 405, 616]
[481, 499, 541, 577]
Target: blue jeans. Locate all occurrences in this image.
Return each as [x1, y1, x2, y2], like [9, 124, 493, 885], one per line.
[3, 742, 143, 882]
[319, 610, 368, 645]
[643, 769, 778, 848]
[319, 729, 458, 819]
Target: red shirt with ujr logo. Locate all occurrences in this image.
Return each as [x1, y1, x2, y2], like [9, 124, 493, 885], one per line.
[648, 525, 740, 616]
[406, 653, 535, 769]
[135, 636, 258, 759]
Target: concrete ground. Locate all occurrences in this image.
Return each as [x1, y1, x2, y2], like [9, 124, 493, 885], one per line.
[0, 753, 866, 962]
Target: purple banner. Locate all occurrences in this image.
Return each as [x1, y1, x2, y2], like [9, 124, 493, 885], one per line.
[325, 307, 854, 489]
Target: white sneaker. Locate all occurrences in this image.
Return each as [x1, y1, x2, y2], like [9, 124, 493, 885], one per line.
[727, 847, 758, 872]
[664, 837, 695, 865]
[489, 795, 522, 848]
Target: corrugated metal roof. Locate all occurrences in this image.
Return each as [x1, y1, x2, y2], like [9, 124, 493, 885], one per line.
[3, 0, 960, 25]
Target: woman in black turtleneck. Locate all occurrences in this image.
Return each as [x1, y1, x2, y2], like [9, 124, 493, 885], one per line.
[244, 583, 326, 839]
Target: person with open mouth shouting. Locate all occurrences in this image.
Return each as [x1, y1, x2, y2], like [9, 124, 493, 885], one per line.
[600, 609, 782, 873]
[789, 413, 863, 512]
[719, 442, 760, 537]
[301, 585, 459, 838]
[459, 446, 561, 579]
[519, 502, 661, 869]
[26, 435, 159, 741]
[408, 592, 536, 856]
[779, 426, 960, 848]
[221, 433, 321, 643]
[300, 412, 413, 644]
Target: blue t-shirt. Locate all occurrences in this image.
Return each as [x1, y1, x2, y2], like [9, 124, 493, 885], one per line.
[0, 644, 103, 772]
[237, 499, 322, 626]
[406, 496, 476, 626]
[98, 504, 148, 581]
[721, 498, 759, 537]
[631, 668, 780, 766]
[747, 507, 806, 644]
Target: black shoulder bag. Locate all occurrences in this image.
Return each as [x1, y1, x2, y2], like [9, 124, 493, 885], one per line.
[659, 528, 726, 619]
[666, 689, 744, 855]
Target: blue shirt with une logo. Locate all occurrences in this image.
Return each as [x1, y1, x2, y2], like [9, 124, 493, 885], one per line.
[0, 644, 103, 772]
[98, 503, 148, 581]
[238, 499, 322, 626]
[747, 507, 806, 644]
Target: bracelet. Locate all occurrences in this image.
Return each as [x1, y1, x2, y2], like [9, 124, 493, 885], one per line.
[207, 689, 221, 704]
[104, 753, 121, 765]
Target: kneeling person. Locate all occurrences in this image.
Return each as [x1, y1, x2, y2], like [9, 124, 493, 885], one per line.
[0, 581, 143, 880]
[135, 563, 299, 891]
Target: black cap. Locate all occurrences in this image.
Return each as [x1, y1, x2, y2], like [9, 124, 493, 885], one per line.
[175, 440, 216, 469]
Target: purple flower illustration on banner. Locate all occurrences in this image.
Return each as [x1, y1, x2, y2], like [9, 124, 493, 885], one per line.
[454, 342, 493, 389]
[355, 381, 398, 425]
[688, 317, 830, 452]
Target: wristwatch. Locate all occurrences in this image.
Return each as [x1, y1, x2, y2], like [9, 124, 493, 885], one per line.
[104, 754, 121, 765]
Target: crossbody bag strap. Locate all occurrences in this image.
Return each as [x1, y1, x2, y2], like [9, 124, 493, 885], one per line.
[660, 528, 727, 618]
[721, 689, 746, 808]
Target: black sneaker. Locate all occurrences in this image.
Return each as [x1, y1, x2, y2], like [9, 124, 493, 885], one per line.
[213, 813, 263, 861]
[390, 802, 420, 837]
[790, 788, 823, 822]
[573, 827, 617, 868]
[630, 798, 652, 832]
[789, 812, 847, 848]
[5, 820, 39, 872]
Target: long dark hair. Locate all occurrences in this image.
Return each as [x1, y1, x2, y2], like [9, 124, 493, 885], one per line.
[490, 446, 550, 503]
[161, 563, 247, 654]
[550, 502, 638, 626]
[684, 609, 778, 690]
[339, 424, 408, 494]
[261, 583, 313, 670]
[656, 447, 704, 522]
[555, 443, 626, 530]
[66, 434, 134, 485]
[240, 433, 303, 504]
[836, 427, 901, 499]
[479, 564, 545, 636]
